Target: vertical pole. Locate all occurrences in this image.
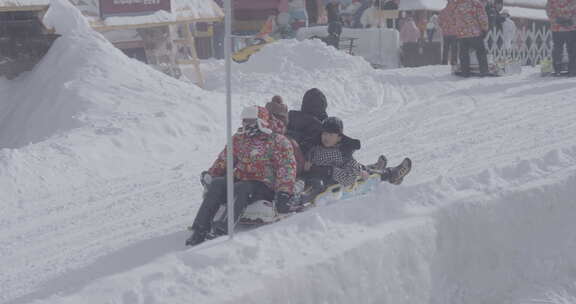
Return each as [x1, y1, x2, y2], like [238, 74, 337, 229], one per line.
[224, 0, 235, 240]
[379, 1, 383, 67]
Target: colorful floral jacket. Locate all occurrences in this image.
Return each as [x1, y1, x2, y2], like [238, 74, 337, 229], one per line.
[439, 1, 458, 36]
[453, 0, 489, 39]
[547, 0, 576, 32]
[208, 131, 297, 194]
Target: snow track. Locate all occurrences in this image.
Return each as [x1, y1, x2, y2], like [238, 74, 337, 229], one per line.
[21, 147, 576, 304]
[3, 67, 576, 303]
[1, 168, 198, 303]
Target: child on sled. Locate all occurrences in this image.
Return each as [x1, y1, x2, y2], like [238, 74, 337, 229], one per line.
[302, 116, 412, 201]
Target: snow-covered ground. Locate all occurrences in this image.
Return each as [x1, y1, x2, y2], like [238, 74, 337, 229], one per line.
[1, 1, 576, 304]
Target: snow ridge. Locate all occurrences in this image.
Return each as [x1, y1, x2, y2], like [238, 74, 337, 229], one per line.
[27, 145, 576, 304]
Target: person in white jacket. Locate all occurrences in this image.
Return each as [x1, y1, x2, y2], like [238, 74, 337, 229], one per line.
[360, 5, 381, 27]
[501, 10, 517, 49]
[426, 14, 441, 42]
[360, 0, 398, 28]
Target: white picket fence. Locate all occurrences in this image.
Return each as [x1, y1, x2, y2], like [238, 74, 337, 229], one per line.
[484, 23, 552, 66]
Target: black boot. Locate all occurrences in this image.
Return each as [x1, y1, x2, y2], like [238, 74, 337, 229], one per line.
[381, 158, 412, 185]
[212, 219, 228, 237]
[366, 155, 387, 173]
[185, 229, 207, 246]
[375, 155, 387, 170]
[300, 179, 326, 204]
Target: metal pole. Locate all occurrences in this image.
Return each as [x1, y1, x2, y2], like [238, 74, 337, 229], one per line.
[379, 1, 383, 67]
[224, 0, 235, 240]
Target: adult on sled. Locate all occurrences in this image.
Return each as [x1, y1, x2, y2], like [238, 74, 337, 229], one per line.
[286, 88, 328, 155]
[185, 106, 297, 247]
[304, 117, 412, 197]
[546, 0, 576, 76]
[453, 0, 490, 77]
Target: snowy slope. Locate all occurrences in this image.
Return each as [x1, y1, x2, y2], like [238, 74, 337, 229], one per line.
[1, 1, 576, 304]
[0, 0, 224, 205]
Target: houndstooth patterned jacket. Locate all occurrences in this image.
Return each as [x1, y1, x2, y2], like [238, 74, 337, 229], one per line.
[306, 144, 363, 187]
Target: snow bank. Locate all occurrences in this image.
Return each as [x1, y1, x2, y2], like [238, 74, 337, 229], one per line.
[204, 38, 403, 130]
[43, 0, 91, 36]
[30, 146, 576, 304]
[296, 27, 401, 68]
[238, 39, 372, 74]
[2, 0, 576, 303]
[0, 0, 224, 204]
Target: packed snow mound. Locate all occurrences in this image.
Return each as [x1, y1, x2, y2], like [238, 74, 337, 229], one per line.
[0, 0, 224, 204]
[43, 0, 91, 36]
[205, 38, 401, 124]
[3, 0, 576, 302]
[30, 146, 576, 304]
[238, 39, 372, 74]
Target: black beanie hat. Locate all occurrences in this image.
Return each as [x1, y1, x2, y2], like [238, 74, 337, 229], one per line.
[322, 116, 343, 134]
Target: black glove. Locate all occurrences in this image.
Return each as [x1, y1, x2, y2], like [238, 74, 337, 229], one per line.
[275, 191, 292, 213]
[556, 17, 573, 26]
[307, 165, 333, 180]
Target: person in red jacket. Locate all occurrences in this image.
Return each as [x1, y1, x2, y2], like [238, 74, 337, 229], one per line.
[186, 106, 297, 246]
[439, 0, 459, 65]
[453, 0, 490, 76]
[546, 0, 576, 76]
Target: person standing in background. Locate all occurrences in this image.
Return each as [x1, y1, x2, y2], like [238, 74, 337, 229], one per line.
[400, 15, 421, 44]
[500, 10, 517, 50]
[453, 0, 490, 77]
[439, 0, 459, 65]
[426, 13, 440, 42]
[546, 0, 576, 76]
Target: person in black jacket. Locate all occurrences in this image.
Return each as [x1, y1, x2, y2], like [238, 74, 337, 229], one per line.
[325, 2, 343, 48]
[286, 88, 328, 155]
[304, 117, 364, 188]
[303, 117, 412, 196]
[287, 89, 412, 188]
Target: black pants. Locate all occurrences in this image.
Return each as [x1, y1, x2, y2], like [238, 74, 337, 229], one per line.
[191, 177, 274, 233]
[552, 31, 576, 74]
[306, 0, 318, 25]
[458, 36, 489, 75]
[442, 35, 459, 65]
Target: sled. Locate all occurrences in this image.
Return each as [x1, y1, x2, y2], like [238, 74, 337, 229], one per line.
[226, 173, 384, 227]
[186, 157, 412, 244]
